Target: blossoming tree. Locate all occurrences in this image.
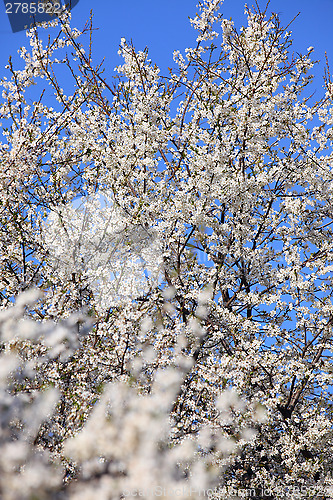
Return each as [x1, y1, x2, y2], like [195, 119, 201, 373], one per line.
[1, 1, 333, 498]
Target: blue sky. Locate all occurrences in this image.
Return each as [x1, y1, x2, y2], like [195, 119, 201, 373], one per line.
[0, 0, 332, 96]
